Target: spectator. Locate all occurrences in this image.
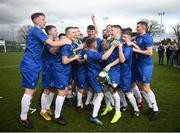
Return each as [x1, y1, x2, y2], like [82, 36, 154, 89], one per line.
[166, 43, 171, 65]
[158, 43, 165, 65]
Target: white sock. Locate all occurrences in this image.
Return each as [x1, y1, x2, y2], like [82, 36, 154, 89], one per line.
[92, 95, 103, 118]
[54, 95, 65, 118]
[142, 91, 153, 108]
[46, 92, 54, 110]
[127, 92, 139, 112]
[118, 90, 128, 107]
[113, 92, 121, 114]
[85, 91, 93, 105]
[92, 93, 97, 105]
[41, 93, 48, 113]
[147, 90, 159, 111]
[20, 94, 32, 120]
[77, 91, 83, 107]
[132, 85, 142, 103]
[104, 92, 112, 108]
[107, 91, 115, 106]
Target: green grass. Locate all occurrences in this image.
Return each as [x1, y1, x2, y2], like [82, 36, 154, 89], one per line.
[0, 52, 180, 132]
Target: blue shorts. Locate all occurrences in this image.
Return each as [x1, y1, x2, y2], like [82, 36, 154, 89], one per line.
[42, 64, 54, 89]
[53, 71, 72, 90]
[137, 63, 153, 84]
[21, 69, 39, 89]
[77, 72, 88, 90]
[88, 76, 103, 93]
[109, 67, 121, 85]
[72, 62, 78, 80]
[131, 63, 138, 83]
[121, 73, 131, 93]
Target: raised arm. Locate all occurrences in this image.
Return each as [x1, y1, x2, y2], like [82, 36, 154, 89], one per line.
[91, 15, 98, 37]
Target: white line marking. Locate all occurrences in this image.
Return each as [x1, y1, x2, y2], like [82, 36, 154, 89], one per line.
[0, 96, 3, 98]
[0, 65, 19, 69]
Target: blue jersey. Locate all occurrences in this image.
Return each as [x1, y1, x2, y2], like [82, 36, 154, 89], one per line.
[54, 44, 73, 75]
[20, 27, 48, 72]
[96, 38, 102, 52]
[86, 50, 103, 77]
[120, 45, 133, 75]
[135, 33, 153, 65]
[107, 38, 122, 67]
[42, 45, 55, 66]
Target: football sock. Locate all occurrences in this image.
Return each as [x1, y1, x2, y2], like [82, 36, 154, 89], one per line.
[20, 94, 32, 120]
[46, 92, 54, 110]
[113, 92, 121, 114]
[104, 93, 112, 108]
[142, 91, 153, 108]
[41, 93, 48, 113]
[85, 91, 93, 105]
[118, 90, 128, 107]
[126, 92, 139, 112]
[77, 91, 83, 107]
[147, 90, 159, 111]
[54, 95, 65, 118]
[132, 85, 142, 103]
[92, 95, 103, 118]
[92, 93, 97, 105]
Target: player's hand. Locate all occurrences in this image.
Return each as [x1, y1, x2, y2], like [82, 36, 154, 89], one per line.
[62, 38, 72, 45]
[126, 41, 134, 46]
[78, 44, 84, 50]
[104, 65, 111, 72]
[112, 40, 119, 47]
[91, 14, 95, 21]
[118, 42, 123, 48]
[83, 54, 87, 60]
[74, 54, 80, 60]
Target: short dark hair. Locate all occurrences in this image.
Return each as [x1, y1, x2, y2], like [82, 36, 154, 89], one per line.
[112, 25, 122, 30]
[45, 25, 56, 35]
[87, 25, 95, 30]
[31, 12, 45, 21]
[85, 37, 96, 48]
[65, 27, 74, 34]
[137, 21, 148, 27]
[106, 24, 112, 27]
[102, 29, 106, 32]
[123, 30, 132, 36]
[74, 27, 79, 29]
[58, 33, 66, 39]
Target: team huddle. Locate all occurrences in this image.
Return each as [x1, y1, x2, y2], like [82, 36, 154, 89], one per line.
[18, 12, 160, 129]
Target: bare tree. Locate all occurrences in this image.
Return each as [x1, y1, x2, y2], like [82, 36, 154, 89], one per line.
[17, 25, 33, 43]
[141, 19, 163, 36]
[171, 23, 180, 45]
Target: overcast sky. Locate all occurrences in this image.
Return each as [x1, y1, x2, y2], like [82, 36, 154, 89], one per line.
[0, 0, 179, 40]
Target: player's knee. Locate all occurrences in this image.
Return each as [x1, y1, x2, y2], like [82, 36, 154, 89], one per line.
[43, 89, 50, 95]
[98, 93, 104, 98]
[25, 88, 35, 95]
[79, 89, 84, 94]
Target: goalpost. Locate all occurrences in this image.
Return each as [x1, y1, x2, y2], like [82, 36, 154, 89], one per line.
[0, 40, 6, 53]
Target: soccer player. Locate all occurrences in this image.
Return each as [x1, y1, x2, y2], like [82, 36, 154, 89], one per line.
[53, 27, 80, 125]
[18, 12, 72, 129]
[40, 25, 59, 121]
[129, 21, 160, 121]
[102, 25, 122, 123]
[73, 27, 88, 112]
[119, 31, 140, 117]
[85, 37, 118, 125]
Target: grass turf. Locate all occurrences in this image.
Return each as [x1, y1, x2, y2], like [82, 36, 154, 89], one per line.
[0, 52, 180, 132]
